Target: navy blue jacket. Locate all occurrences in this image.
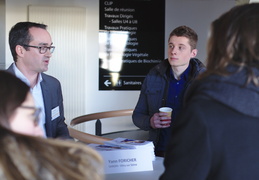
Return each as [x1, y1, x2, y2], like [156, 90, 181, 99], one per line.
[132, 58, 205, 145]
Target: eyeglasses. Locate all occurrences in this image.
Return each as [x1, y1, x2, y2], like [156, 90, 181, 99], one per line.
[20, 106, 41, 126]
[23, 44, 55, 54]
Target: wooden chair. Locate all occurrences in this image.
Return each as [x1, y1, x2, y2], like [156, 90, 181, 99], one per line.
[68, 109, 134, 144]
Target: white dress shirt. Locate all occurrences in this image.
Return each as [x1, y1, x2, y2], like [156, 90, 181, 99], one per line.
[13, 63, 46, 137]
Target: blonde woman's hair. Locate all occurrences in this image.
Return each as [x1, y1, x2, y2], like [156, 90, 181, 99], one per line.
[0, 126, 103, 180]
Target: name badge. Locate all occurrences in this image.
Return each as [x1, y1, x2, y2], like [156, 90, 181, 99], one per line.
[51, 106, 60, 120]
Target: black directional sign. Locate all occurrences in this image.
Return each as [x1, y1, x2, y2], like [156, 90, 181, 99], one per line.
[99, 0, 165, 90]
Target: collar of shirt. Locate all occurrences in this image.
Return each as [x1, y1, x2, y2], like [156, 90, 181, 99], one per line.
[13, 63, 43, 88]
[169, 63, 191, 81]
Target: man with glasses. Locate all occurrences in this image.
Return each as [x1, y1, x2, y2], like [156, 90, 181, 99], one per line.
[7, 21, 72, 139]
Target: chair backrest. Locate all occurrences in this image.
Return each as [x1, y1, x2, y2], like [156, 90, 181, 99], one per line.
[69, 109, 134, 144]
[70, 109, 134, 126]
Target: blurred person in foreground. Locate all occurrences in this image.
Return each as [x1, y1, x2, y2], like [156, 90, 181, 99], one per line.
[0, 70, 44, 137]
[7, 21, 71, 139]
[160, 3, 259, 180]
[0, 70, 104, 180]
[132, 26, 205, 157]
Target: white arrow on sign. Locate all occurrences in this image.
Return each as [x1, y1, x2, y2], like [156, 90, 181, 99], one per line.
[104, 80, 112, 87]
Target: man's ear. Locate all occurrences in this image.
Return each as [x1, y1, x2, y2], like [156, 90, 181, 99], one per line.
[15, 45, 25, 57]
[191, 49, 198, 58]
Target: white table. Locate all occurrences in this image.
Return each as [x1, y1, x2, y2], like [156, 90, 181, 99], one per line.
[105, 157, 164, 180]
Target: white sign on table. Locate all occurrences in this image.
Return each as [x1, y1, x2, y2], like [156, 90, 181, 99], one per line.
[88, 138, 155, 174]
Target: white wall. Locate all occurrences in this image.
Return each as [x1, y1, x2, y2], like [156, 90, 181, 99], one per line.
[165, 0, 234, 62]
[5, 0, 235, 134]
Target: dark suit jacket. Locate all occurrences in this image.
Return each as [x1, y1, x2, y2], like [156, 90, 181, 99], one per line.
[7, 64, 71, 139]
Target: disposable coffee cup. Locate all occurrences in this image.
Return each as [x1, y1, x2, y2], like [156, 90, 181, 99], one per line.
[159, 107, 172, 116]
[159, 107, 173, 126]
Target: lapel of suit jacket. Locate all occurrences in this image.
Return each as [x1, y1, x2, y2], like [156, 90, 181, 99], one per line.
[40, 76, 52, 137]
[6, 64, 15, 74]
